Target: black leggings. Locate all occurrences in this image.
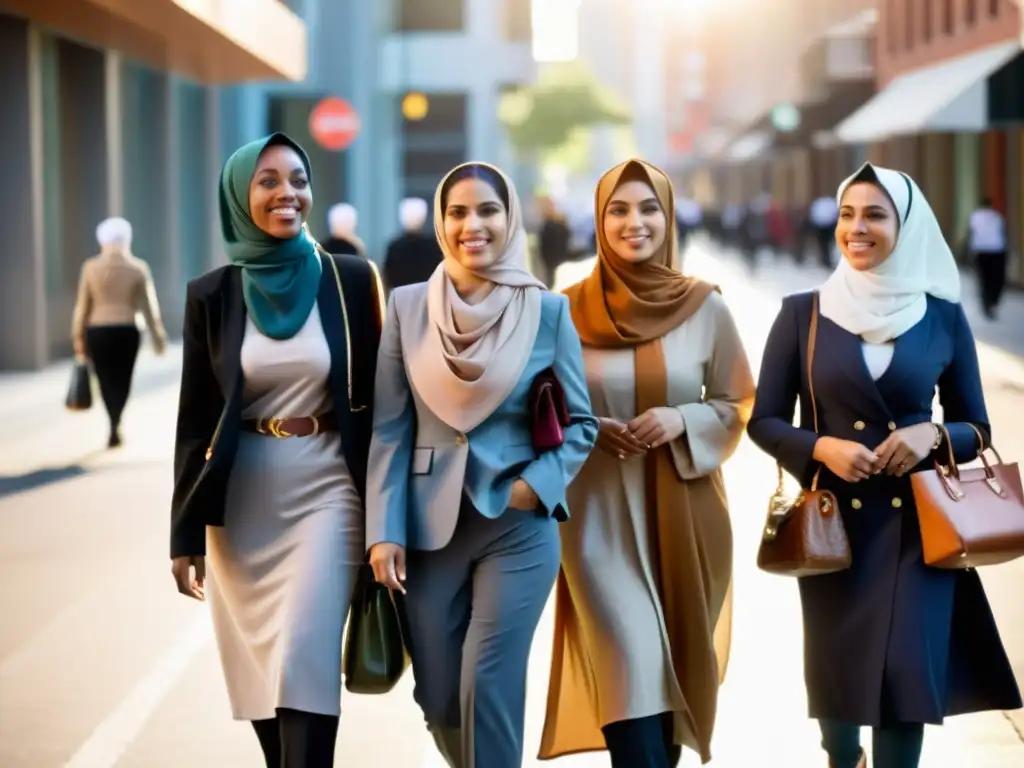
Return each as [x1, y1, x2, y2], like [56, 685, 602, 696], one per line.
[602, 712, 681, 768]
[251, 708, 340, 768]
[85, 324, 140, 432]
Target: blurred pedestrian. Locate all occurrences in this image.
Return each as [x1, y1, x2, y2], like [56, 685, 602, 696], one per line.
[808, 193, 839, 267]
[747, 163, 1021, 768]
[540, 159, 755, 767]
[365, 161, 598, 768]
[71, 216, 166, 448]
[169, 133, 384, 768]
[967, 196, 1007, 319]
[382, 197, 443, 292]
[322, 202, 366, 257]
[535, 195, 573, 288]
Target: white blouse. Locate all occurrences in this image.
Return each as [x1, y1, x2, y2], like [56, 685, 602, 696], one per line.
[861, 341, 895, 381]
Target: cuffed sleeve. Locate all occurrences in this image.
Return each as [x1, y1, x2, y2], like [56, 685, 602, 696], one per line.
[70, 261, 93, 348]
[136, 262, 167, 353]
[518, 296, 598, 519]
[364, 294, 414, 549]
[670, 294, 755, 479]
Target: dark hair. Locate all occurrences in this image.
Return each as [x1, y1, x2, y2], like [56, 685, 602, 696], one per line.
[440, 163, 510, 211]
[981, 196, 993, 208]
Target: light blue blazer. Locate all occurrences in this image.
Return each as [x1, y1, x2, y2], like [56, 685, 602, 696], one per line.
[365, 284, 598, 553]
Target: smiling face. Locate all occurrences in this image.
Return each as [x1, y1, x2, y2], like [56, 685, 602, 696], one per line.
[602, 179, 668, 264]
[248, 144, 312, 239]
[836, 181, 899, 271]
[442, 177, 510, 271]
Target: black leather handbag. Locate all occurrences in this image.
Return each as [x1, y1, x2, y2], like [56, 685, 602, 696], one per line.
[343, 565, 409, 694]
[65, 361, 93, 412]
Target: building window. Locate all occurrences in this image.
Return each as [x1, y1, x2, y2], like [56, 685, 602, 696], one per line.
[400, 93, 468, 202]
[922, 0, 932, 42]
[502, 0, 532, 41]
[966, 0, 977, 25]
[396, 0, 464, 33]
[943, 0, 954, 33]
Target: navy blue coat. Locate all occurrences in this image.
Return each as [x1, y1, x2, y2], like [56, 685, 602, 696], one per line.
[747, 291, 1021, 727]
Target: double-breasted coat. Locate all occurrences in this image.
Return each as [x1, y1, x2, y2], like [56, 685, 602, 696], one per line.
[747, 291, 1021, 726]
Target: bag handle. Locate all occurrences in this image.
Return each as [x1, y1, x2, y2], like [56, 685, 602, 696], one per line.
[775, 291, 822, 494]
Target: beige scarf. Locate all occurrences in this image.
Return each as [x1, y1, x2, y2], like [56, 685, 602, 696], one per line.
[407, 162, 545, 433]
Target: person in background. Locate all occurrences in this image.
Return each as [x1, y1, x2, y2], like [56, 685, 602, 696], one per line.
[808, 193, 839, 267]
[71, 216, 166, 448]
[540, 159, 754, 768]
[382, 197, 443, 292]
[536, 195, 573, 288]
[322, 202, 366, 257]
[967, 196, 1007, 319]
[747, 163, 1020, 768]
[365, 161, 598, 768]
[169, 133, 384, 768]
[675, 195, 703, 253]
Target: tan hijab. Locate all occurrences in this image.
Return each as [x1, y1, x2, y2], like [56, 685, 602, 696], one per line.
[407, 162, 545, 433]
[553, 159, 730, 762]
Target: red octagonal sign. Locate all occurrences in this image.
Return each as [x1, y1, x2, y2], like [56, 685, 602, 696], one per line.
[309, 96, 361, 152]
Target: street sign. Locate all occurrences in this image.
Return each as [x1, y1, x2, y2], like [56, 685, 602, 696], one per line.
[309, 96, 360, 151]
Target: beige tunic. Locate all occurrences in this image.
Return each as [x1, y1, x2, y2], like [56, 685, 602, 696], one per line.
[540, 291, 755, 761]
[71, 252, 166, 351]
[206, 305, 364, 721]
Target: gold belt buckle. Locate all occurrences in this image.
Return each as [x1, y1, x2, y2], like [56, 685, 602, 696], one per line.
[266, 418, 293, 438]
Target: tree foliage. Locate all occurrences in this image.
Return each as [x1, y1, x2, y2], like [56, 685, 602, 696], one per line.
[499, 61, 632, 154]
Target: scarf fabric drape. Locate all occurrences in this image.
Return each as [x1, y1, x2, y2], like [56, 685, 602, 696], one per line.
[560, 158, 730, 760]
[219, 133, 321, 340]
[819, 162, 961, 343]
[406, 162, 545, 433]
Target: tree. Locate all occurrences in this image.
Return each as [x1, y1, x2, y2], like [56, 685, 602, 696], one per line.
[498, 61, 632, 155]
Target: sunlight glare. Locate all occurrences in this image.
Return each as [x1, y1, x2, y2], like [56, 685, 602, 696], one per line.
[532, 0, 582, 62]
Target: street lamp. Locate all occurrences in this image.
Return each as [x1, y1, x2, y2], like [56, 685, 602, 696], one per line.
[402, 91, 429, 121]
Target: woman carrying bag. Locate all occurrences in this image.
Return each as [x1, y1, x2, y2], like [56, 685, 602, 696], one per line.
[746, 163, 1021, 768]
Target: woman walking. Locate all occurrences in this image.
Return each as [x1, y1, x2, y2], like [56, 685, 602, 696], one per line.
[747, 163, 1021, 767]
[365, 161, 598, 768]
[169, 133, 384, 767]
[71, 216, 166, 447]
[540, 159, 755, 767]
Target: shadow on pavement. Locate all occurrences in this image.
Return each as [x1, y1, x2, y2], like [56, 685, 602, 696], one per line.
[0, 463, 93, 499]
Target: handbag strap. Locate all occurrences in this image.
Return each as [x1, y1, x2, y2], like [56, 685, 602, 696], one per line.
[775, 291, 822, 493]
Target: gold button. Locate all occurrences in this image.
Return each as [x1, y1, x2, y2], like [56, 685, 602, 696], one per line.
[455, 434, 467, 446]
[888, 422, 897, 431]
[851, 498, 862, 510]
[891, 497, 903, 508]
[854, 420, 866, 431]
[205, 446, 213, 461]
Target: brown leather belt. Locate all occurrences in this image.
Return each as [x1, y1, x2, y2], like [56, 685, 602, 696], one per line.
[241, 413, 338, 438]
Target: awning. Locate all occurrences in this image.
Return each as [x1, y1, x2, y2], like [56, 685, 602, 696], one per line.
[835, 41, 1021, 143]
[0, 0, 307, 83]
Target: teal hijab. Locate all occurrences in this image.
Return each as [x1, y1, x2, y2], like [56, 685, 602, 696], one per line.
[219, 133, 321, 340]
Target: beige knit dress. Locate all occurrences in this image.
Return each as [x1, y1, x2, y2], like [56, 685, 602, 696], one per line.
[206, 304, 364, 721]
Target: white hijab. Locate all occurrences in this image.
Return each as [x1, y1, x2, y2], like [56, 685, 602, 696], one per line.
[819, 163, 961, 344]
[96, 217, 133, 255]
[407, 162, 545, 433]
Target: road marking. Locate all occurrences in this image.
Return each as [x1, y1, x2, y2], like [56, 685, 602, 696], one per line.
[63, 610, 212, 768]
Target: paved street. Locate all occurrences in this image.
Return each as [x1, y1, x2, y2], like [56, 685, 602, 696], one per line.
[1, 240, 1022, 767]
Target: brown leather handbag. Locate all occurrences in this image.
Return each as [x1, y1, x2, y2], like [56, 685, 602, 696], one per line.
[757, 292, 852, 577]
[912, 423, 1024, 568]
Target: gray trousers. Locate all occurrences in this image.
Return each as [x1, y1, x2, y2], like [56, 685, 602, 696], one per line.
[403, 503, 560, 768]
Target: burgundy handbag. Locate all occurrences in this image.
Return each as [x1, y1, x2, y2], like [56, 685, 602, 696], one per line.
[529, 368, 570, 452]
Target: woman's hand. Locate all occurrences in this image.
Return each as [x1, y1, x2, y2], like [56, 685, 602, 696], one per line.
[813, 437, 880, 483]
[509, 478, 539, 510]
[369, 542, 407, 594]
[73, 337, 86, 360]
[874, 423, 937, 477]
[628, 407, 685, 449]
[595, 417, 648, 460]
[171, 555, 206, 601]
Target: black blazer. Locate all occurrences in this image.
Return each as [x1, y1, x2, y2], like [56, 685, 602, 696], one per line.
[169, 252, 384, 558]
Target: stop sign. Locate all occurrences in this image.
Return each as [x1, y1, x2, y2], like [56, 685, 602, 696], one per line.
[309, 97, 361, 151]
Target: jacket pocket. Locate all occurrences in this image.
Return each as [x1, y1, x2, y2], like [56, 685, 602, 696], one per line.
[411, 447, 434, 475]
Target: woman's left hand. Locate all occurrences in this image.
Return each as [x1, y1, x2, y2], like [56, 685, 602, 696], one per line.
[874, 422, 937, 476]
[509, 478, 539, 510]
[628, 407, 685, 449]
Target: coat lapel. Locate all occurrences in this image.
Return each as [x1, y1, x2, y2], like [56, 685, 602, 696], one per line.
[220, 267, 245, 399]
[317, 258, 352, 417]
[816, 315, 893, 422]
